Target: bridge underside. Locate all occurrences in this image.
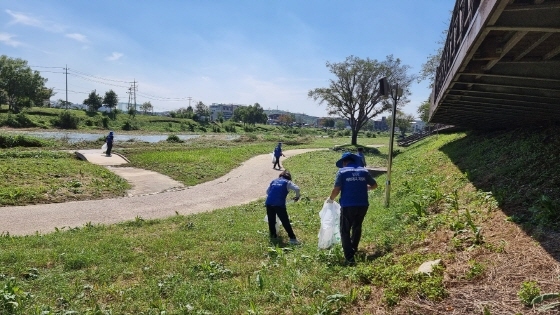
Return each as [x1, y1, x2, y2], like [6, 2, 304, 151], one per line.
[431, 0, 560, 130]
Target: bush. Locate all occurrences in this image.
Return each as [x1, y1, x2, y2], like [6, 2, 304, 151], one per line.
[223, 123, 237, 133]
[51, 111, 80, 129]
[166, 134, 182, 143]
[122, 120, 139, 131]
[0, 134, 46, 148]
[2, 112, 36, 128]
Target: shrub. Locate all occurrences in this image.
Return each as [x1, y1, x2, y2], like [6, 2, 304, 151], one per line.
[518, 281, 541, 306]
[122, 120, 139, 131]
[2, 112, 36, 128]
[0, 134, 46, 148]
[166, 134, 182, 143]
[51, 111, 80, 129]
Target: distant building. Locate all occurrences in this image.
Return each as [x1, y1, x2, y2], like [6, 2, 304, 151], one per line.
[209, 103, 242, 121]
[373, 117, 388, 131]
[411, 120, 426, 133]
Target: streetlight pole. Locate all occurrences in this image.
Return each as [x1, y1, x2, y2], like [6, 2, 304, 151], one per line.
[384, 83, 402, 207]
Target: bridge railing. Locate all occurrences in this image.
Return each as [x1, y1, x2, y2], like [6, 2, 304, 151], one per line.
[434, 0, 481, 102]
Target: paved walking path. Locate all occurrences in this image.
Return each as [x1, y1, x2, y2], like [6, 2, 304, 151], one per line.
[75, 149, 185, 196]
[0, 149, 323, 236]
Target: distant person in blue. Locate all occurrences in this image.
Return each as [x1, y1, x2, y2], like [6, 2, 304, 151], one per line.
[357, 147, 367, 167]
[327, 152, 377, 265]
[272, 142, 285, 170]
[265, 170, 301, 245]
[105, 131, 114, 157]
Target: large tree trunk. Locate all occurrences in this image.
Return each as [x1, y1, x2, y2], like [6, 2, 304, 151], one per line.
[351, 128, 358, 145]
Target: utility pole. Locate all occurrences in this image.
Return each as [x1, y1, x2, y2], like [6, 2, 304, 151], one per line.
[127, 85, 133, 111]
[187, 96, 192, 108]
[384, 82, 403, 207]
[65, 65, 67, 107]
[133, 80, 137, 112]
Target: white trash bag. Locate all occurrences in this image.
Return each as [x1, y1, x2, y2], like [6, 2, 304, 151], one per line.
[271, 153, 277, 164]
[318, 200, 341, 249]
[101, 143, 107, 153]
[264, 214, 282, 234]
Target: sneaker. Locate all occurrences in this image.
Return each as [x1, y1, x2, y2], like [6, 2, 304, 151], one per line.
[289, 239, 301, 245]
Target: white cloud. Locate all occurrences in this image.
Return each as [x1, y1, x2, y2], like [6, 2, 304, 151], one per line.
[106, 52, 123, 61]
[65, 33, 88, 43]
[0, 32, 21, 47]
[5, 9, 65, 32]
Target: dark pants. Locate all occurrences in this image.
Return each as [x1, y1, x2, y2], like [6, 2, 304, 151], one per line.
[340, 206, 368, 262]
[273, 156, 281, 169]
[106, 143, 113, 156]
[266, 205, 296, 239]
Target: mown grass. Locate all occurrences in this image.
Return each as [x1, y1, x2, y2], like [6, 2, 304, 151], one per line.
[0, 150, 130, 206]
[3, 126, 558, 313]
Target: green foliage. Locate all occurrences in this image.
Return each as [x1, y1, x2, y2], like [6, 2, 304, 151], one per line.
[518, 281, 541, 306]
[121, 120, 140, 131]
[51, 110, 80, 129]
[0, 134, 48, 148]
[0, 55, 52, 113]
[2, 112, 36, 128]
[166, 134, 182, 143]
[529, 195, 560, 229]
[0, 277, 30, 314]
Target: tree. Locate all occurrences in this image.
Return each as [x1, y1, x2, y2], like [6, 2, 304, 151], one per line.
[83, 90, 103, 112]
[335, 120, 347, 130]
[417, 99, 430, 123]
[103, 90, 119, 112]
[246, 103, 267, 125]
[278, 114, 294, 125]
[389, 111, 415, 136]
[194, 101, 209, 122]
[56, 99, 72, 109]
[308, 55, 415, 145]
[232, 103, 267, 125]
[232, 106, 247, 123]
[0, 55, 53, 112]
[322, 118, 335, 128]
[140, 101, 153, 115]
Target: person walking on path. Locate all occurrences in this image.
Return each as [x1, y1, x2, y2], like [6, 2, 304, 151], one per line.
[105, 131, 114, 157]
[357, 147, 367, 167]
[273, 142, 285, 170]
[265, 170, 301, 245]
[327, 152, 377, 265]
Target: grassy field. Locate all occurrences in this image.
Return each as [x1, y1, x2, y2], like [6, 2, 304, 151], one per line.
[1, 125, 560, 314]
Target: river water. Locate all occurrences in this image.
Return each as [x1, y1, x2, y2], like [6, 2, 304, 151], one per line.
[1, 130, 207, 143]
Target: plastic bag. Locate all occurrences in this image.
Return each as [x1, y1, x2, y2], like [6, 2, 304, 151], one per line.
[318, 200, 341, 249]
[271, 153, 277, 164]
[101, 143, 107, 153]
[264, 214, 282, 234]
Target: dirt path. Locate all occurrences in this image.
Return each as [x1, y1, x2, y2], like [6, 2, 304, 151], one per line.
[0, 149, 323, 236]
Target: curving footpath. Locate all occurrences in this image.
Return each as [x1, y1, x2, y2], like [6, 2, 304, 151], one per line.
[0, 149, 323, 236]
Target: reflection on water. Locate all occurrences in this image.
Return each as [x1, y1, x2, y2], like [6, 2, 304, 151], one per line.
[2, 131, 205, 143]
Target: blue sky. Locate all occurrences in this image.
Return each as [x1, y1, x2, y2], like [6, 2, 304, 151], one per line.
[1, 1, 452, 118]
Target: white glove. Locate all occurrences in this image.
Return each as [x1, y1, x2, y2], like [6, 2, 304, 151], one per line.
[326, 198, 334, 204]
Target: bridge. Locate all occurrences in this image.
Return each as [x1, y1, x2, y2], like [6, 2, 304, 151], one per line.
[430, 0, 560, 129]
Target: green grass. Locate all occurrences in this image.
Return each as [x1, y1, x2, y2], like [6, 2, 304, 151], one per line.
[2, 126, 559, 313]
[0, 150, 130, 206]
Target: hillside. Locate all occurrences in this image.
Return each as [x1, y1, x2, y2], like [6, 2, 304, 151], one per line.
[357, 125, 560, 314]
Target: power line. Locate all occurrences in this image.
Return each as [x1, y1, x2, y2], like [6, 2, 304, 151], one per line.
[32, 64, 193, 105]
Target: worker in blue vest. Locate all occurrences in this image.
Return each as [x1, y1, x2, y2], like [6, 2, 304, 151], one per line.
[105, 131, 114, 157]
[265, 170, 301, 245]
[327, 152, 377, 265]
[273, 142, 285, 170]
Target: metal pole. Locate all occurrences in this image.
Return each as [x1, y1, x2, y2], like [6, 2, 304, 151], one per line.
[384, 83, 398, 207]
[65, 65, 68, 110]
